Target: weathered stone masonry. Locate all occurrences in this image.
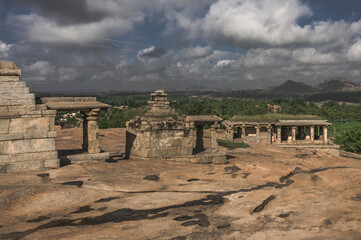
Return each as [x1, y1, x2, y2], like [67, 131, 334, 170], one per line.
[0, 61, 59, 173]
[126, 90, 226, 164]
[39, 97, 109, 164]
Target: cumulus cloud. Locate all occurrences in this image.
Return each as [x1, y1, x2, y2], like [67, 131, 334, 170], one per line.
[216, 59, 234, 67]
[347, 39, 361, 61]
[1, 0, 361, 92]
[137, 46, 167, 59]
[167, 0, 361, 50]
[0, 41, 13, 57]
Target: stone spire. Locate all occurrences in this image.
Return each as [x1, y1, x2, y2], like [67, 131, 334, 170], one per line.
[0, 61, 36, 112]
[145, 90, 174, 117]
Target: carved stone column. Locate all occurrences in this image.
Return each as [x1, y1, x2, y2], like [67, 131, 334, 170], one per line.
[267, 125, 272, 143]
[255, 126, 260, 143]
[82, 108, 101, 154]
[195, 125, 204, 150]
[241, 125, 246, 140]
[323, 125, 328, 144]
[277, 127, 282, 144]
[310, 126, 315, 143]
[291, 126, 296, 143]
[229, 128, 234, 141]
[210, 128, 217, 149]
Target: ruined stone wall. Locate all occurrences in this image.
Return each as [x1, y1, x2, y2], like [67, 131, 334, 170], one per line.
[0, 61, 59, 173]
[126, 119, 193, 159]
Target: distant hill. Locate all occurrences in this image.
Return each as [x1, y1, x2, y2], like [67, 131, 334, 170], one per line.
[271, 80, 316, 95]
[315, 77, 361, 92]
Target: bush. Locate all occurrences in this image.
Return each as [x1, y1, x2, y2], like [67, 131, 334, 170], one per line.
[334, 121, 361, 153]
[217, 139, 249, 149]
[98, 107, 148, 129]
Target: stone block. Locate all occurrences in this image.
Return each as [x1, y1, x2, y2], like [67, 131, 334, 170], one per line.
[0, 69, 21, 76]
[47, 131, 57, 138]
[0, 87, 29, 94]
[45, 158, 60, 169]
[0, 61, 18, 69]
[9, 117, 50, 133]
[0, 105, 36, 113]
[0, 138, 56, 155]
[4, 160, 45, 173]
[0, 133, 23, 141]
[0, 119, 10, 133]
[23, 131, 48, 139]
[0, 151, 58, 164]
[0, 81, 26, 88]
[0, 76, 20, 82]
[59, 152, 109, 163]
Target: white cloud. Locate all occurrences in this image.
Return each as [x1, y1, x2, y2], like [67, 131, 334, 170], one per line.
[25, 61, 55, 81]
[347, 39, 361, 61]
[0, 41, 13, 57]
[167, 0, 361, 49]
[216, 59, 234, 67]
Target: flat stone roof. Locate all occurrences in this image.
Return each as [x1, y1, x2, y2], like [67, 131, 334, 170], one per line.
[275, 120, 331, 126]
[224, 119, 330, 126]
[223, 120, 271, 127]
[185, 115, 222, 123]
[39, 97, 108, 111]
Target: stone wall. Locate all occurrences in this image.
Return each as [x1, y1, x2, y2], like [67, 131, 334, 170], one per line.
[0, 61, 59, 173]
[126, 118, 193, 159]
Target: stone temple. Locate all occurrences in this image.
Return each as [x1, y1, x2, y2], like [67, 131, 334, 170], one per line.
[0, 61, 59, 173]
[126, 90, 227, 164]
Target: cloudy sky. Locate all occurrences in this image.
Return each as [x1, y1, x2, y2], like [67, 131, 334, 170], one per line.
[1, 0, 361, 92]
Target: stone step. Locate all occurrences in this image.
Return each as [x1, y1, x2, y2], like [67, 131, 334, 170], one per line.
[0, 93, 34, 99]
[0, 87, 30, 94]
[0, 76, 20, 82]
[0, 105, 37, 115]
[0, 97, 35, 106]
[0, 81, 26, 88]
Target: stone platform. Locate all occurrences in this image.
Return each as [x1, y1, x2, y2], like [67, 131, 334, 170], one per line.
[131, 150, 227, 164]
[59, 151, 110, 165]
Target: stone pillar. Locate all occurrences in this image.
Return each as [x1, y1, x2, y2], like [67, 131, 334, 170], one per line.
[255, 126, 260, 143]
[310, 126, 315, 143]
[82, 108, 101, 154]
[323, 125, 328, 144]
[241, 125, 246, 140]
[291, 126, 296, 143]
[277, 127, 281, 144]
[267, 125, 272, 143]
[305, 127, 311, 141]
[195, 125, 204, 150]
[229, 127, 234, 141]
[210, 128, 217, 149]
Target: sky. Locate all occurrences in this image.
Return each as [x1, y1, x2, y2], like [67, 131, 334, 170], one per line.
[1, 0, 361, 92]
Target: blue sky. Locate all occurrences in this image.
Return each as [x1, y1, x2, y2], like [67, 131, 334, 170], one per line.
[0, 0, 361, 92]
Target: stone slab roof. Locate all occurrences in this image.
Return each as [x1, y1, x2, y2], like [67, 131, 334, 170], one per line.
[224, 119, 330, 126]
[185, 115, 222, 123]
[223, 120, 271, 127]
[275, 120, 331, 126]
[39, 97, 108, 110]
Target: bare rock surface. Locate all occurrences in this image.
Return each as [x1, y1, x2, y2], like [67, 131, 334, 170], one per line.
[0, 128, 361, 239]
